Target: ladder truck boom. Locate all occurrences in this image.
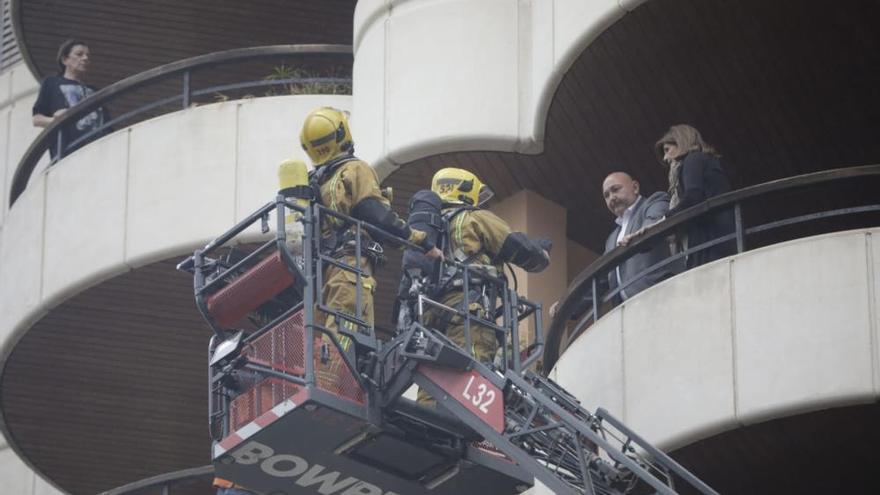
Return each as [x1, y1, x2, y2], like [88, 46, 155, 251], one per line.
[179, 196, 718, 495]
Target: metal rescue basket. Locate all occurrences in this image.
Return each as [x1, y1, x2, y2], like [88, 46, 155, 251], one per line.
[179, 194, 719, 495]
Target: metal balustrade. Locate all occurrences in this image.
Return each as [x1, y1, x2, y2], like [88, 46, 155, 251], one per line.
[543, 164, 880, 372]
[10, 44, 352, 206]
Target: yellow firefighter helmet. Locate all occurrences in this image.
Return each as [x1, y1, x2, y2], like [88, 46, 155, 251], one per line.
[431, 167, 486, 206]
[299, 107, 353, 166]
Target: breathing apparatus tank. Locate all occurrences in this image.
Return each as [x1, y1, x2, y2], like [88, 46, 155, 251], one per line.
[401, 190, 445, 279]
[277, 159, 310, 255]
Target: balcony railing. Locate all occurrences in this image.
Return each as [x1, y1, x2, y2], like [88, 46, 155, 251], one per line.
[543, 164, 880, 372]
[98, 465, 213, 495]
[10, 44, 352, 206]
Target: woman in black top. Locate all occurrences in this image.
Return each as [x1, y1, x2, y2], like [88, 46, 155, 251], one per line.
[655, 125, 735, 268]
[32, 39, 107, 159]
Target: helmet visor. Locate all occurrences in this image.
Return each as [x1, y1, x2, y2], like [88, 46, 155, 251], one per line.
[477, 185, 495, 207]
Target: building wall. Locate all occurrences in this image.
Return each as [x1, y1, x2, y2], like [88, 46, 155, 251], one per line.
[352, 0, 647, 178]
[492, 189, 570, 349]
[0, 62, 63, 495]
[0, 433, 63, 495]
[551, 227, 880, 452]
[0, 93, 350, 494]
[0, 61, 44, 222]
[3, 2, 874, 491]
[0, 93, 350, 396]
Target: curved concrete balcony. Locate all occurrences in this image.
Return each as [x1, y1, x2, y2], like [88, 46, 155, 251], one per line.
[353, 0, 632, 173]
[551, 227, 880, 491]
[354, 0, 880, 259]
[0, 92, 351, 341]
[9, 45, 353, 206]
[0, 92, 351, 494]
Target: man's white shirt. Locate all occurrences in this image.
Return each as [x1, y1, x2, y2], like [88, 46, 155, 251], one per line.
[613, 196, 642, 300]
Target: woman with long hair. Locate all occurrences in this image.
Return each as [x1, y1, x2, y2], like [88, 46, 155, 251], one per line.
[655, 124, 735, 268]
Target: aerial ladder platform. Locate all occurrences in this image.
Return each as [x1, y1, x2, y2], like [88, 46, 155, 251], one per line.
[179, 195, 718, 495]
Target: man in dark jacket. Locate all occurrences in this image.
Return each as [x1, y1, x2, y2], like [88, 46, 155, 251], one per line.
[551, 172, 675, 318]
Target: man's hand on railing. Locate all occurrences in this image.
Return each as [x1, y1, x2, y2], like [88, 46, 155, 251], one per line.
[617, 227, 646, 247]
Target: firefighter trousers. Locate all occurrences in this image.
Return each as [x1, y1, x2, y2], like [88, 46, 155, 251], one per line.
[315, 255, 375, 391]
[416, 290, 498, 405]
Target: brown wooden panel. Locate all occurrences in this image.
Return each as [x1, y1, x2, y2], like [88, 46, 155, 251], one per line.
[0, 0, 22, 70]
[1, 260, 209, 495]
[16, 0, 356, 86]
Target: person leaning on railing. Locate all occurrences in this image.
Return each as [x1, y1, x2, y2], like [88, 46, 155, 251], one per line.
[549, 171, 676, 320]
[654, 124, 735, 268]
[32, 38, 110, 159]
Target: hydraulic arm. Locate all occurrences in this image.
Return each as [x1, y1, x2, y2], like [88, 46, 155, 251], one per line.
[179, 195, 717, 495]
[380, 322, 718, 495]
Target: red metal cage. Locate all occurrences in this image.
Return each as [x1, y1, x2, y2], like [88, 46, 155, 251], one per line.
[229, 310, 365, 429]
[206, 251, 295, 327]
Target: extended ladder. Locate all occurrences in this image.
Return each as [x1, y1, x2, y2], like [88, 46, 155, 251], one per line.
[380, 322, 719, 495]
[180, 195, 718, 495]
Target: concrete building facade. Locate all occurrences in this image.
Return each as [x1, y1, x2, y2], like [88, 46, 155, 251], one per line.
[0, 0, 878, 493]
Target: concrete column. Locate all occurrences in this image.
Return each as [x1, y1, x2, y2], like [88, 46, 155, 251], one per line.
[492, 190, 568, 360]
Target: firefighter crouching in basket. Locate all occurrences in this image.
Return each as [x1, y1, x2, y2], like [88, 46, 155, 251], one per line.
[416, 167, 551, 405]
[299, 107, 442, 382]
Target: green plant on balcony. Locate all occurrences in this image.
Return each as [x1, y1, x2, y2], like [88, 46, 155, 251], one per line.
[211, 64, 351, 103]
[263, 64, 351, 96]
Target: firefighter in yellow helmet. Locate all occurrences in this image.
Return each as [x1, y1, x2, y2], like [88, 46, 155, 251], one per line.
[300, 107, 440, 367]
[417, 167, 551, 405]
